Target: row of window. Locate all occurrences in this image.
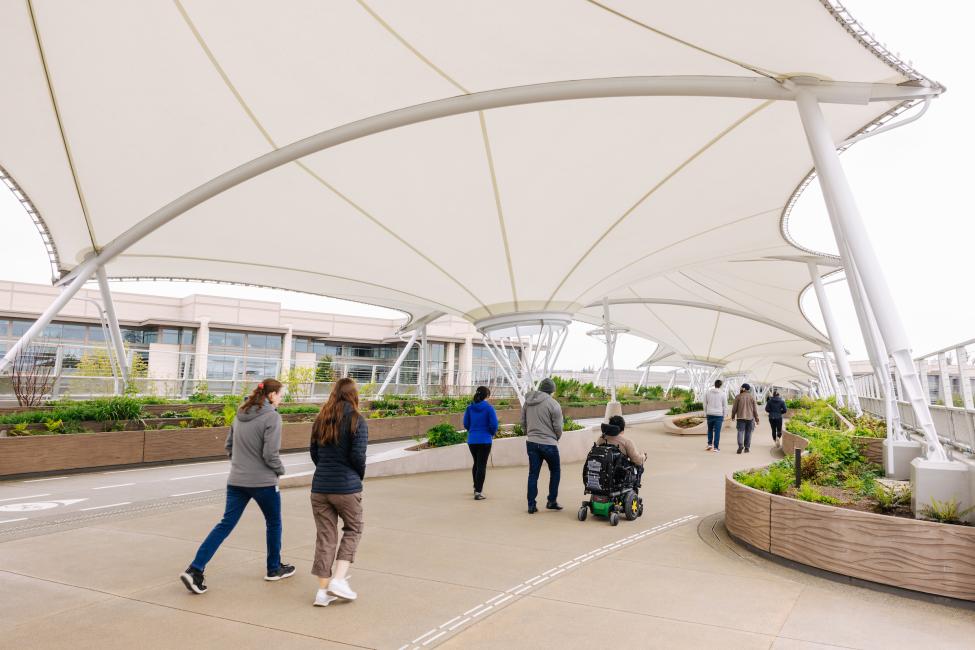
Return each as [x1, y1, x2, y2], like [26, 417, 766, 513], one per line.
[208, 329, 281, 351]
[0, 319, 196, 348]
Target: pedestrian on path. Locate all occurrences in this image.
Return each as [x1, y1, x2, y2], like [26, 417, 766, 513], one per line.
[765, 390, 788, 447]
[731, 383, 760, 454]
[523, 377, 564, 513]
[704, 379, 727, 452]
[464, 385, 498, 500]
[309, 377, 368, 607]
[180, 378, 292, 595]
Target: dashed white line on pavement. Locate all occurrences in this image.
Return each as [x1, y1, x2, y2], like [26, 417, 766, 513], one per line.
[169, 472, 227, 481]
[92, 483, 135, 490]
[171, 490, 212, 497]
[0, 518, 28, 524]
[22, 476, 68, 483]
[80, 502, 130, 511]
[400, 514, 698, 648]
[0, 494, 51, 503]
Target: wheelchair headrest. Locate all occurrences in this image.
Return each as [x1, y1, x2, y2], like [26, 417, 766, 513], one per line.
[601, 422, 622, 437]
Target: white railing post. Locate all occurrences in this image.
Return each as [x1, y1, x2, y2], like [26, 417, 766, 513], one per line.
[957, 347, 974, 410]
[938, 352, 954, 408]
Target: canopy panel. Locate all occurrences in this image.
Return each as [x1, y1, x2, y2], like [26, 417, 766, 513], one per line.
[0, 1, 938, 385]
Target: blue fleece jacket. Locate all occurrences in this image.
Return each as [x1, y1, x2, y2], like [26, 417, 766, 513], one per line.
[463, 400, 498, 445]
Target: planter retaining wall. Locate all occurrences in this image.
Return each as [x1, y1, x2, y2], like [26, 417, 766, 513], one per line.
[725, 473, 975, 601]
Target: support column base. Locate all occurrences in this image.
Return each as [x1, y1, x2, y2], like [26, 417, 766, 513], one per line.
[910, 457, 974, 523]
[604, 401, 622, 421]
[883, 439, 922, 480]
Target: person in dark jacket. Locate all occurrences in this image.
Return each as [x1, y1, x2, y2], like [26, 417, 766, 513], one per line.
[464, 386, 498, 500]
[523, 377, 564, 513]
[765, 390, 788, 447]
[180, 378, 294, 595]
[309, 377, 368, 607]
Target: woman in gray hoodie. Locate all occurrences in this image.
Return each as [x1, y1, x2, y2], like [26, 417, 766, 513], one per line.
[180, 378, 292, 594]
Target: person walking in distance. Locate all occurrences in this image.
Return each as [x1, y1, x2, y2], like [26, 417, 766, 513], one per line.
[180, 379, 293, 595]
[523, 377, 564, 514]
[765, 390, 788, 448]
[704, 379, 727, 452]
[464, 386, 498, 500]
[309, 378, 368, 607]
[732, 383, 760, 454]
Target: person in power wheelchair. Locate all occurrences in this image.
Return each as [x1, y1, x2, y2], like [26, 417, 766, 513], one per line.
[578, 416, 647, 525]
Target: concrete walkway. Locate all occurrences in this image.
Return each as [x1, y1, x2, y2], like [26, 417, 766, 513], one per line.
[1, 419, 972, 649]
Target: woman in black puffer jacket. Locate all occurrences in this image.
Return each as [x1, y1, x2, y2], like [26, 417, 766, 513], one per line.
[309, 377, 368, 607]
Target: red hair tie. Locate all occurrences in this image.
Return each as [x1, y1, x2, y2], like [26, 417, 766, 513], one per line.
[258, 382, 264, 389]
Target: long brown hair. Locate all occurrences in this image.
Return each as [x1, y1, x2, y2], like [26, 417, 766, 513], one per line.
[240, 378, 282, 414]
[312, 377, 360, 445]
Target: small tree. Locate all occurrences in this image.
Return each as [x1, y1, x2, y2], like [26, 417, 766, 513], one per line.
[280, 366, 315, 401]
[9, 345, 57, 406]
[315, 355, 335, 383]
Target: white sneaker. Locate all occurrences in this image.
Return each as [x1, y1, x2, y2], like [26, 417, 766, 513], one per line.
[314, 589, 337, 607]
[327, 577, 357, 600]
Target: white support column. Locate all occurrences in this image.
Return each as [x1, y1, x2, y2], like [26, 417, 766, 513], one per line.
[795, 88, 947, 462]
[280, 326, 294, 376]
[459, 336, 473, 392]
[194, 318, 210, 381]
[593, 357, 607, 386]
[445, 342, 456, 390]
[957, 347, 974, 410]
[916, 358, 930, 404]
[807, 262, 860, 414]
[938, 352, 953, 407]
[377, 329, 419, 397]
[602, 298, 617, 402]
[0, 257, 99, 374]
[95, 267, 130, 386]
[419, 328, 428, 398]
[822, 349, 845, 407]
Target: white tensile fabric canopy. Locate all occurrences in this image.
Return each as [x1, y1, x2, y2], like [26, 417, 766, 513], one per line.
[0, 1, 940, 385]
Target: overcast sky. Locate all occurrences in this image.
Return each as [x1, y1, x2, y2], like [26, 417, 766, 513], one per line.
[1, 0, 970, 371]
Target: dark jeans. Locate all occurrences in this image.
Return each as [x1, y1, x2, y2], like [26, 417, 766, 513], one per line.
[706, 415, 724, 448]
[468, 443, 492, 493]
[770, 418, 783, 440]
[526, 441, 560, 507]
[736, 420, 755, 451]
[191, 484, 282, 572]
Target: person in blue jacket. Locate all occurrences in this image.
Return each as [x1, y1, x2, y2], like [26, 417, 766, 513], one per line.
[463, 386, 498, 500]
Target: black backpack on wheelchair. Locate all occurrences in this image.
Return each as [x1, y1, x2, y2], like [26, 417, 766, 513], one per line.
[579, 442, 644, 526]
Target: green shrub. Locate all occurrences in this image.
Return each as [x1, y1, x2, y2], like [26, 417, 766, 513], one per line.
[278, 405, 319, 415]
[0, 397, 144, 426]
[426, 423, 466, 447]
[512, 423, 524, 436]
[563, 418, 584, 431]
[871, 483, 911, 513]
[919, 497, 972, 524]
[796, 483, 840, 505]
[187, 407, 220, 428]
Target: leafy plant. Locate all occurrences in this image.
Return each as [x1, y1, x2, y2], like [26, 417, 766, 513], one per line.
[188, 382, 216, 403]
[411, 405, 430, 416]
[278, 404, 319, 415]
[315, 355, 335, 383]
[872, 483, 911, 513]
[187, 407, 220, 428]
[920, 497, 973, 524]
[222, 403, 237, 427]
[563, 418, 584, 431]
[796, 483, 841, 505]
[11, 422, 31, 435]
[426, 423, 466, 447]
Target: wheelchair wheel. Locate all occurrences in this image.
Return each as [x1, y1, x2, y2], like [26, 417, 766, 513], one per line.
[623, 492, 639, 521]
[577, 505, 588, 522]
[637, 497, 645, 517]
[609, 512, 620, 526]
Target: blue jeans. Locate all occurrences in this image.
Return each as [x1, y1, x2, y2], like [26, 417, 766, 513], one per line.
[191, 485, 282, 572]
[526, 441, 561, 507]
[706, 415, 724, 448]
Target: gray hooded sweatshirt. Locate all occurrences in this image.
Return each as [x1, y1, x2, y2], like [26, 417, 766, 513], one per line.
[521, 390, 564, 446]
[225, 400, 285, 487]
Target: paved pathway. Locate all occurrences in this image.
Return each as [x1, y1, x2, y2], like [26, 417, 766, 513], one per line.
[1, 417, 972, 649]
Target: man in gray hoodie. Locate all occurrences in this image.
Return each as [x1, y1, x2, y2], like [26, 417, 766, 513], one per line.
[522, 377, 564, 513]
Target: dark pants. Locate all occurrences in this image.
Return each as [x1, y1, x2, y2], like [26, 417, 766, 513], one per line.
[706, 415, 724, 448]
[770, 418, 783, 440]
[526, 441, 560, 507]
[468, 443, 492, 493]
[736, 420, 755, 451]
[191, 485, 282, 572]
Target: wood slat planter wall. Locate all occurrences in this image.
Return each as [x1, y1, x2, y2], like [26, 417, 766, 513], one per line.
[725, 473, 975, 602]
[0, 431, 145, 475]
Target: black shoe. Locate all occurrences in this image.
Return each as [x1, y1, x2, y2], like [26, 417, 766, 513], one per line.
[265, 563, 297, 581]
[180, 566, 207, 594]
[528, 504, 538, 514]
[474, 492, 486, 500]
[744, 448, 750, 453]
[546, 502, 563, 511]
[737, 447, 743, 454]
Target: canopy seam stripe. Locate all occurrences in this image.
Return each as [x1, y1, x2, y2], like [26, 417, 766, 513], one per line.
[477, 112, 520, 310]
[584, 0, 781, 80]
[25, 0, 98, 252]
[677, 271, 757, 315]
[722, 339, 806, 360]
[547, 100, 774, 308]
[173, 0, 493, 315]
[688, 267, 801, 317]
[571, 205, 780, 305]
[662, 274, 714, 307]
[706, 312, 721, 360]
[626, 287, 694, 356]
[114, 253, 463, 315]
[354, 1, 521, 311]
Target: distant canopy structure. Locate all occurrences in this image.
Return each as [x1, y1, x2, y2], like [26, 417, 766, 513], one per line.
[0, 1, 949, 459]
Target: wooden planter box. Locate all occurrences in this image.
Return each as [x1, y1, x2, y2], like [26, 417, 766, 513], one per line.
[725, 474, 975, 601]
[853, 435, 885, 464]
[0, 431, 145, 475]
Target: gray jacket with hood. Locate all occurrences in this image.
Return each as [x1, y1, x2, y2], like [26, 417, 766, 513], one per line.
[521, 390, 564, 446]
[225, 400, 285, 487]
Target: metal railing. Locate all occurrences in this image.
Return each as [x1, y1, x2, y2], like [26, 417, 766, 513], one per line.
[860, 396, 975, 456]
